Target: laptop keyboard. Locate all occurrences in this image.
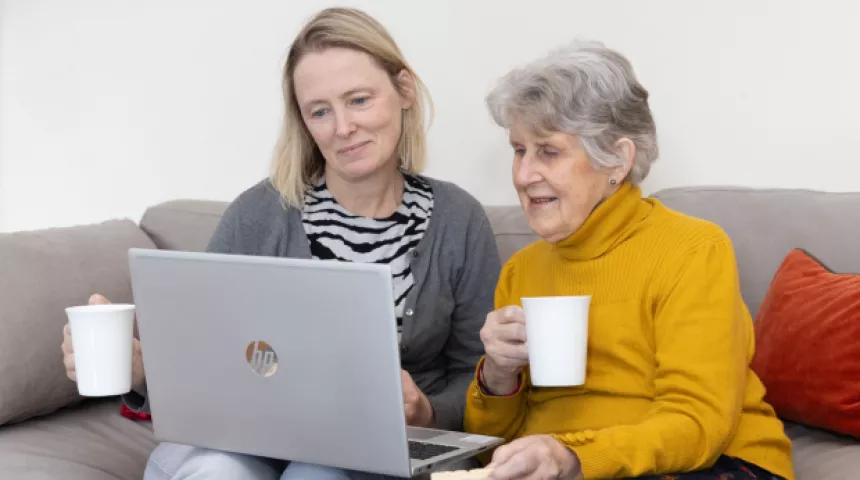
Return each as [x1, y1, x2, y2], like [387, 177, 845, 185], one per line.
[408, 440, 459, 460]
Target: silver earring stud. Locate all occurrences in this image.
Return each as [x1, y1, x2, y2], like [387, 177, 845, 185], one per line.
[609, 178, 617, 185]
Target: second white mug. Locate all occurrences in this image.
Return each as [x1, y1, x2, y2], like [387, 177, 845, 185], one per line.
[521, 295, 590, 387]
[66, 303, 136, 397]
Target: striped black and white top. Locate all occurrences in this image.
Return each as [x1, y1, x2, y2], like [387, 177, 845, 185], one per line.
[301, 174, 434, 338]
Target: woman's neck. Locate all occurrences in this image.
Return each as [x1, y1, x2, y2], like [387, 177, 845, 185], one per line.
[552, 182, 652, 261]
[325, 167, 405, 218]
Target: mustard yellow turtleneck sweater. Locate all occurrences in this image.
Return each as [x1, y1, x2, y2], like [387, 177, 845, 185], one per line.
[464, 183, 795, 480]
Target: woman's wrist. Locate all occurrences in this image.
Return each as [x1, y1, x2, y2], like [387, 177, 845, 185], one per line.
[480, 359, 520, 396]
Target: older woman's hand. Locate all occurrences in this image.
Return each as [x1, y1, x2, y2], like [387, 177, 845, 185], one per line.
[480, 306, 529, 395]
[487, 435, 582, 480]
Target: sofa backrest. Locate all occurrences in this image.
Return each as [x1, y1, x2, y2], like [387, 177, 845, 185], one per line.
[139, 200, 540, 265]
[0, 220, 156, 426]
[3, 185, 855, 429]
[652, 186, 860, 317]
[141, 186, 860, 319]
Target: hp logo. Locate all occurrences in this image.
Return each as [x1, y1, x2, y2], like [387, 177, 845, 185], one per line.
[246, 341, 279, 377]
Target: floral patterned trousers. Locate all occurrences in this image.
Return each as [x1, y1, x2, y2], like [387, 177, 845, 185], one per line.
[627, 455, 784, 480]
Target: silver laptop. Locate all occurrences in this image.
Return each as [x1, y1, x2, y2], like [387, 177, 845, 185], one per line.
[127, 248, 503, 478]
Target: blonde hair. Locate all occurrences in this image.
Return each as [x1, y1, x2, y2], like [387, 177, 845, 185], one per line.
[269, 7, 433, 208]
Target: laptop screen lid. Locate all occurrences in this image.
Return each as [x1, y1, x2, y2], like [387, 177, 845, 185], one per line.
[128, 248, 414, 477]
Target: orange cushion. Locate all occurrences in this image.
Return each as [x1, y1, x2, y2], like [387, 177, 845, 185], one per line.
[751, 249, 860, 439]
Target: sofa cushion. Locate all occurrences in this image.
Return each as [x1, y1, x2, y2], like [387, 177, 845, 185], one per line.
[139, 200, 228, 252]
[0, 220, 156, 426]
[786, 421, 860, 480]
[651, 186, 860, 317]
[0, 399, 156, 480]
[751, 249, 860, 440]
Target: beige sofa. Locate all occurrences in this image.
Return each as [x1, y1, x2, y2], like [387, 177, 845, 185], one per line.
[1, 185, 858, 479]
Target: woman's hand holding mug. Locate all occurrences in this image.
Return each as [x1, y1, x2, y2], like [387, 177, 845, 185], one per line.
[62, 294, 146, 395]
[479, 306, 529, 395]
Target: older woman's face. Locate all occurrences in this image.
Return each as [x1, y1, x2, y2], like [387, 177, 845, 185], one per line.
[509, 121, 615, 243]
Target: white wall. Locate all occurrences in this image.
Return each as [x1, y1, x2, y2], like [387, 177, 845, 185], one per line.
[0, 0, 6, 232]
[2, 0, 860, 232]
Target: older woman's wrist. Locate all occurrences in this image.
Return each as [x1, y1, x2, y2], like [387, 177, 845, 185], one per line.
[480, 359, 521, 396]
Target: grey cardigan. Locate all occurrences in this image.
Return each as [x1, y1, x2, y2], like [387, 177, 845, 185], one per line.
[124, 175, 501, 431]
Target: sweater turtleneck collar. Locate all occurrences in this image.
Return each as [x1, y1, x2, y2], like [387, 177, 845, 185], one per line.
[551, 181, 652, 261]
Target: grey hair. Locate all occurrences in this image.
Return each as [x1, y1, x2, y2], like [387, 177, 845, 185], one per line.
[486, 40, 659, 184]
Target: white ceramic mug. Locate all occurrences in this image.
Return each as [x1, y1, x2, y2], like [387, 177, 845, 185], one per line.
[521, 295, 591, 387]
[65, 303, 136, 396]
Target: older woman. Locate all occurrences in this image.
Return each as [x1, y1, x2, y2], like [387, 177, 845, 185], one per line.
[464, 41, 795, 480]
[62, 7, 499, 480]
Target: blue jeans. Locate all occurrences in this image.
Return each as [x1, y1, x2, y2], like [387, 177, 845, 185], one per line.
[144, 442, 477, 479]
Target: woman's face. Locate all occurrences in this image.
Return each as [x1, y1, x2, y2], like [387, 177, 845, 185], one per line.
[293, 47, 414, 183]
[509, 120, 630, 243]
